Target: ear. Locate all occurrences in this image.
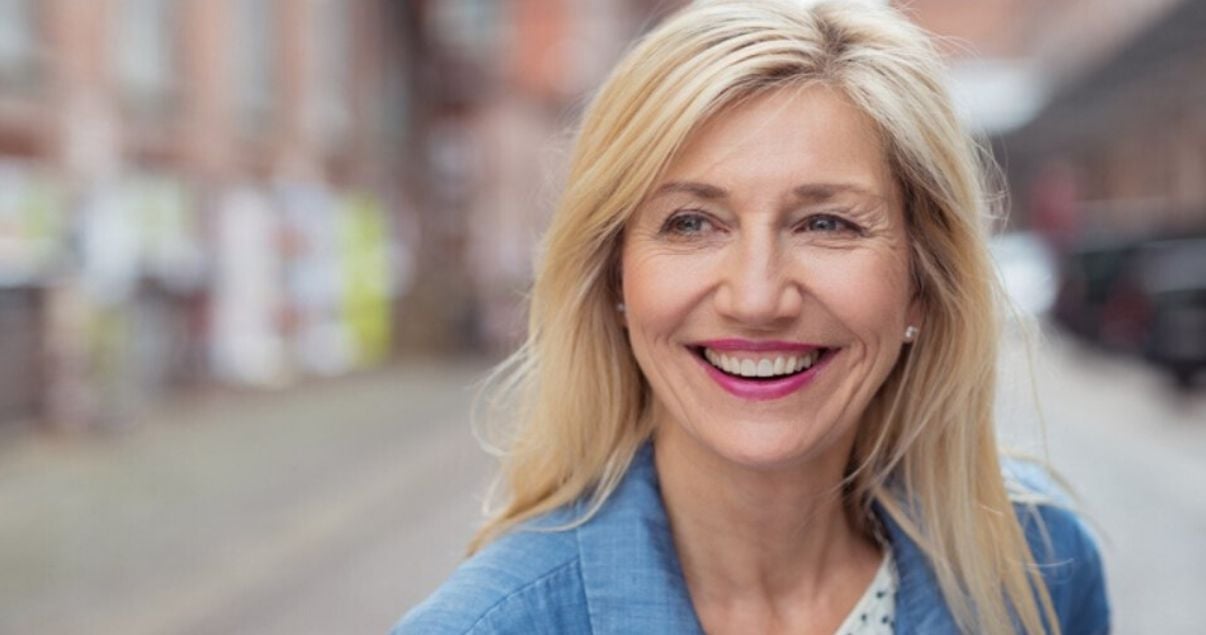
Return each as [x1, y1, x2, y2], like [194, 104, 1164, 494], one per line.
[610, 238, 627, 328]
[904, 295, 924, 342]
[615, 285, 628, 329]
[906, 295, 923, 327]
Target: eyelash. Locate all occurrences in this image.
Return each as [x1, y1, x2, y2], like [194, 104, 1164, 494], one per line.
[797, 213, 864, 235]
[658, 210, 864, 237]
[660, 210, 717, 236]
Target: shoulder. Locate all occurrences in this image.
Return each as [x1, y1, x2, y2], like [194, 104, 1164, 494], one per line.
[1004, 459, 1111, 635]
[390, 517, 588, 635]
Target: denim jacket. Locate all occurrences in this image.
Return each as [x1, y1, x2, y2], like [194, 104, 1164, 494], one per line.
[393, 444, 1110, 634]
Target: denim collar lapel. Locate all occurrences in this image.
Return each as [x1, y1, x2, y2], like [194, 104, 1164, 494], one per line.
[875, 501, 961, 633]
[575, 443, 705, 634]
[575, 443, 959, 634]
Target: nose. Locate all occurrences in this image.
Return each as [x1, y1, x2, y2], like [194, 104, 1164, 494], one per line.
[714, 233, 803, 326]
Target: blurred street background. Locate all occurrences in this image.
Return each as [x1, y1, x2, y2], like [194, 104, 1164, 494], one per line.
[0, 0, 1203, 633]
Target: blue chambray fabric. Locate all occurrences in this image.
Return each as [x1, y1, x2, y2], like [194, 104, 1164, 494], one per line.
[393, 444, 1110, 634]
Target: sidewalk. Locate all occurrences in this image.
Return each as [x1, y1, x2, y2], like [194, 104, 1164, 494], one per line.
[996, 327, 1206, 634]
[0, 358, 495, 635]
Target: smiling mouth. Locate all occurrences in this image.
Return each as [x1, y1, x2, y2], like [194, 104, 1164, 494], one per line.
[690, 346, 835, 381]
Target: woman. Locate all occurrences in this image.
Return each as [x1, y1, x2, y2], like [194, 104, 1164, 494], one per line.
[395, 1, 1109, 633]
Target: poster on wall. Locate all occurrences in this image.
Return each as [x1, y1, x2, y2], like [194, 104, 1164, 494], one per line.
[336, 193, 394, 368]
[0, 161, 67, 287]
[277, 182, 351, 377]
[120, 173, 205, 293]
[209, 186, 286, 386]
[0, 162, 63, 425]
[72, 175, 204, 425]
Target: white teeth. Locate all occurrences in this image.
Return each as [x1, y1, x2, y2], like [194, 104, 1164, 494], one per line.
[723, 355, 737, 374]
[702, 348, 826, 378]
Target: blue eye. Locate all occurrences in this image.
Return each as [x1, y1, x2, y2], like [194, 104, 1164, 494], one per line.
[802, 214, 858, 234]
[662, 212, 713, 236]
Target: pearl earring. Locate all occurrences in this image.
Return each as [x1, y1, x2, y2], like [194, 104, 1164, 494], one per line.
[904, 325, 919, 342]
[616, 302, 626, 313]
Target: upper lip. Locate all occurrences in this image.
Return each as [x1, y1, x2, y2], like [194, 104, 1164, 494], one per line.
[693, 339, 826, 352]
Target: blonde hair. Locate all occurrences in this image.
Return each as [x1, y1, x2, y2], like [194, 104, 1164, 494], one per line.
[471, 1, 1058, 633]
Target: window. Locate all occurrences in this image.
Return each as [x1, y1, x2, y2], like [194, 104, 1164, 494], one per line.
[427, 0, 501, 64]
[310, 0, 350, 145]
[113, 0, 178, 110]
[234, 0, 277, 132]
[0, 0, 39, 92]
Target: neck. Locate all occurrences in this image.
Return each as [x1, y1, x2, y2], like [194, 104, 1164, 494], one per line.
[653, 425, 881, 628]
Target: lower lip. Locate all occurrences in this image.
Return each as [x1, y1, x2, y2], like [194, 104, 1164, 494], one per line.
[695, 350, 835, 401]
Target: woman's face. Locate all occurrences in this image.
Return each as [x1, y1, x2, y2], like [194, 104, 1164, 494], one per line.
[620, 85, 922, 470]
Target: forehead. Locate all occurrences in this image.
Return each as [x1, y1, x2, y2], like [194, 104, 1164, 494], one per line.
[659, 85, 894, 199]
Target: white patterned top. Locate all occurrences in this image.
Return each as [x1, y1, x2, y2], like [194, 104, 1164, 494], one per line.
[833, 549, 898, 635]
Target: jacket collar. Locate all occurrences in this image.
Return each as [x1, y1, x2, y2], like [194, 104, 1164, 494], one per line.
[575, 442, 960, 634]
[575, 443, 705, 634]
[876, 502, 961, 633]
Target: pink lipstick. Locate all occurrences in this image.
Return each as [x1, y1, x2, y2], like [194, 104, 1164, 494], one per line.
[691, 340, 836, 401]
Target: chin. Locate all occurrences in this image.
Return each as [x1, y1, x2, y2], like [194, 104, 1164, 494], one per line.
[691, 420, 842, 473]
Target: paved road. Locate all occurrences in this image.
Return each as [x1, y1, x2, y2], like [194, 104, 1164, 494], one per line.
[0, 359, 496, 635]
[996, 327, 1206, 635]
[1, 329, 1202, 634]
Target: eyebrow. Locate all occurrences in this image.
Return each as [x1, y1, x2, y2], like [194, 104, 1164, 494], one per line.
[649, 180, 880, 202]
[650, 181, 728, 200]
[791, 183, 880, 202]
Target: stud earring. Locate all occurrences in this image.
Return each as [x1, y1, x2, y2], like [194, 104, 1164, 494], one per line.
[904, 325, 919, 342]
[616, 302, 626, 313]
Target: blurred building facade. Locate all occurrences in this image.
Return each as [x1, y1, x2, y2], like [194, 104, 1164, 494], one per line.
[1002, 0, 1206, 242]
[0, 0, 692, 432]
[9, 0, 1198, 431]
[398, 0, 683, 353]
[0, 0, 411, 430]
[902, 0, 1206, 241]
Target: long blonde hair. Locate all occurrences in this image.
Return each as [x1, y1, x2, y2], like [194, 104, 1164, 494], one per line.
[471, 2, 1058, 633]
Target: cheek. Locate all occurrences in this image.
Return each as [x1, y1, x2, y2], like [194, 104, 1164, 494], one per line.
[621, 249, 712, 338]
[806, 249, 913, 336]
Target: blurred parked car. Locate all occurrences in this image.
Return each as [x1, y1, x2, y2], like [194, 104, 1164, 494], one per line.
[1053, 230, 1206, 387]
[1135, 238, 1206, 387]
[1053, 237, 1143, 347]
